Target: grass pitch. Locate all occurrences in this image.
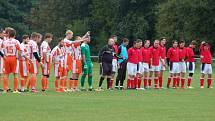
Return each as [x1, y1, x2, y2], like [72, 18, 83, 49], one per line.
[0, 63, 214, 121]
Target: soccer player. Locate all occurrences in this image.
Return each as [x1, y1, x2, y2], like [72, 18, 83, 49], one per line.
[97, 38, 120, 91]
[166, 40, 180, 89]
[186, 41, 196, 89]
[0, 29, 5, 91]
[80, 35, 93, 91]
[200, 42, 213, 88]
[115, 38, 129, 90]
[2, 28, 21, 93]
[69, 36, 82, 91]
[19, 35, 31, 92]
[141, 40, 151, 89]
[159, 37, 167, 89]
[127, 40, 139, 89]
[178, 40, 187, 88]
[109, 35, 118, 90]
[40, 33, 53, 91]
[149, 39, 161, 89]
[28, 32, 42, 92]
[51, 38, 66, 92]
[136, 39, 144, 90]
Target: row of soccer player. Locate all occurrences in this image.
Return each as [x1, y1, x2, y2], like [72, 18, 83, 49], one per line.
[96, 37, 213, 91]
[0, 27, 93, 93]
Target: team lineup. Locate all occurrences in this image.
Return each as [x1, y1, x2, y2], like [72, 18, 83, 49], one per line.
[0, 27, 213, 93]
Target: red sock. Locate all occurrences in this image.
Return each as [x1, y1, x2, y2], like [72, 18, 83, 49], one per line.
[187, 77, 192, 87]
[109, 79, 114, 89]
[27, 77, 32, 89]
[74, 79, 78, 89]
[181, 78, 185, 88]
[64, 78, 67, 89]
[200, 78, 204, 87]
[127, 79, 131, 89]
[207, 78, 212, 88]
[60, 79, 64, 91]
[159, 76, 163, 88]
[148, 78, 152, 87]
[167, 77, 171, 88]
[177, 77, 180, 87]
[134, 77, 137, 88]
[154, 78, 158, 89]
[144, 78, 147, 88]
[131, 79, 135, 89]
[137, 77, 141, 88]
[173, 77, 177, 88]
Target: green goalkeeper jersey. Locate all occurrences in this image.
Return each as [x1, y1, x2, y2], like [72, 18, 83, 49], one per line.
[81, 43, 91, 62]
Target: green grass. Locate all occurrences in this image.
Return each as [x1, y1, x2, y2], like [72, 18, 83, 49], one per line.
[0, 63, 215, 121]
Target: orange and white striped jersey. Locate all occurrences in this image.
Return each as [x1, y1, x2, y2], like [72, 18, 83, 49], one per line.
[2, 38, 21, 56]
[72, 44, 81, 60]
[28, 40, 39, 61]
[63, 38, 73, 54]
[40, 41, 51, 62]
[51, 46, 64, 65]
[20, 43, 30, 61]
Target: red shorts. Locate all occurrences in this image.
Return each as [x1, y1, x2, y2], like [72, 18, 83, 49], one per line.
[19, 60, 29, 77]
[29, 60, 38, 74]
[72, 60, 82, 74]
[4, 56, 17, 74]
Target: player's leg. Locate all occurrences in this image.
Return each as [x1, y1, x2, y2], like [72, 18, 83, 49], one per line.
[154, 70, 159, 89]
[87, 62, 93, 91]
[148, 70, 153, 88]
[180, 62, 186, 88]
[12, 57, 19, 93]
[115, 63, 122, 89]
[207, 64, 212, 88]
[187, 62, 195, 88]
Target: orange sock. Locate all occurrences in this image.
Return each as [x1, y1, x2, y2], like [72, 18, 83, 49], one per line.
[69, 79, 74, 89]
[74, 79, 78, 89]
[27, 77, 32, 89]
[45, 78, 48, 89]
[55, 79, 59, 89]
[3, 77, 9, 91]
[64, 78, 67, 89]
[41, 77, 46, 90]
[14, 78, 19, 91]
[60, 79, 64, 91]
[20, 78, 26, 89]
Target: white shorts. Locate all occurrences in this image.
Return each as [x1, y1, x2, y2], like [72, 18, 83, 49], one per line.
[159, 59, 166, 71]
[150, 65, 160, 72]
[0, 57, 4, 74]
[127, 62, 137, 76]
[169, 62, 179, 74]
[178, 62, 186, 73]
[201, 64, 212, 74]
[112, 59, 118, 72]
[142, 62, 149, 72]
[137, 62, 144, 74]
[187, 62, 195, 73]
[54, 64, 60, 77]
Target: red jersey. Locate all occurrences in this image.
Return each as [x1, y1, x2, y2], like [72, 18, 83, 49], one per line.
[141, 47, 151, 64]
[201, 48, 212, 64]
[127, 47, 139, 64]
[137, 48, 142, 62]
[179, 47, 187, 61]
[2, 38, 21, 56]
[167, 47, 179, 62]
[159, 45, 166, 59]
[113, 44, 118, 59]
[150, 46, 161, 66]
[186, 47, 195, 62]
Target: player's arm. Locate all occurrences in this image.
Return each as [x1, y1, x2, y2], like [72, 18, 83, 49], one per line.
[98, 46, 106, 63]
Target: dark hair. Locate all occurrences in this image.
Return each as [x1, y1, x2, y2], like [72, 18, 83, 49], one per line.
[136, 39, 142, 43]
[57, 37, 63, 43]
[31, 32, 39, 39]
[179, 40, 185, 44]
[172, 40, 178, 44]
[44, 33, 53, 39]
[110, 35, 117, 38]
[144, 40, 150, 44]
[22, 35, 29, 40]
[122, 38, 129, 43]
[9, 28, 16, 38]
[191, 40, 197, 45]
[160, 37, 166, 41]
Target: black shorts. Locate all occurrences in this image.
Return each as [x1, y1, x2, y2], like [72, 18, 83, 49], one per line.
[100, 62, 112, 76]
